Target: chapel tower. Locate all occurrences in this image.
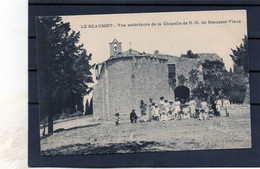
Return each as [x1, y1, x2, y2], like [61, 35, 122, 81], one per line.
[109, 39, 122, 57]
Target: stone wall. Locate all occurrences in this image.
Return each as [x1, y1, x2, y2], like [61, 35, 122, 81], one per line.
[93, 56, 175, 120]
[132, 57, 175, 116]
[107, 58, 133, 120]
[92, 66, 105, 119]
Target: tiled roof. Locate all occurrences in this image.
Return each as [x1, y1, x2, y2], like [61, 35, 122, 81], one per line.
[108, 49, 168, 61]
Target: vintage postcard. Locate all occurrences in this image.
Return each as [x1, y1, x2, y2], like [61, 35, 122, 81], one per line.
[36, 10, 251, 156]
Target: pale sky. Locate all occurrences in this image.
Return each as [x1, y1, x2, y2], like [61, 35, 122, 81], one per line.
[63, 10, 247, 70]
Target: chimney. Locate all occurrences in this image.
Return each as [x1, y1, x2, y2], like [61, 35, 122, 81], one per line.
[154, 50, 159, 55]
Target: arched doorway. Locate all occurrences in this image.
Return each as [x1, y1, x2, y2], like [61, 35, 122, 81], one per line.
[174, 86, 190, 102]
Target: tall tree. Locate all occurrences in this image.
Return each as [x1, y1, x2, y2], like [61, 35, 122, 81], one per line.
[36, 16, 93, 134]
[230, 35, 248, 76]
[202, 60, 231, 95]
[229, 35, 249, 103]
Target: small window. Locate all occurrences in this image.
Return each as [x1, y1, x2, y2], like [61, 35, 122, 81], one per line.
[168, 64, 176, 89]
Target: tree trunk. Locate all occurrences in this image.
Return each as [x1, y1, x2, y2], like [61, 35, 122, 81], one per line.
[42, 121, 46, 136]
[244, 84, 250, 104]
[48, 111, 53, 134]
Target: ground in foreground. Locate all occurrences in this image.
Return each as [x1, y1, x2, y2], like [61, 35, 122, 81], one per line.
[40, 105, 251, 155]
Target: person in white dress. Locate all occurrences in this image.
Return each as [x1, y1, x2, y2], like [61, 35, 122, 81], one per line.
[174, 97, 181, 120]
[223, 97, 231, 117]
[151, 103, 155, 120]
[139, 112, 149, 122]
[189, 97, 196, 118]
[168, 101, 175, 120]
[182, 104, 190, 119]
[158, 96, 165, 116]
[160, 111, 168, 121]
[154, 104, 160, 121]
[164, 100, 170, 116]
[200, 98, 208, 120]
[216, 96, 223, 116]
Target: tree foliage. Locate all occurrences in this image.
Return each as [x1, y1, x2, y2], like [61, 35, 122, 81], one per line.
[190, 60, 230, 101]
[202, 60, 231, 93]
[191, 82, 210, 101]
[178, 74, 188, 86]
[229, 35, 249, 103]
[188, 69, 199, 87]
[181, 50, 199, 58]
[230, 35, 248, 76]
[37, 16, 93, 134]
[191, 58, 247, 104]
[189, 36, 249, 104]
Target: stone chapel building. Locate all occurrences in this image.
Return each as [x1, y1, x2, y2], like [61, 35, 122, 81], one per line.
[92, 39, 223, 119]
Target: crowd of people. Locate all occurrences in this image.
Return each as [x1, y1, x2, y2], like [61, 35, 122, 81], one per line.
[115, 96, 231, 125]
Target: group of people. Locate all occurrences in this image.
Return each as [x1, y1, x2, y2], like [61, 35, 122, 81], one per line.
[114, 96, 231, 125]
[128, 96, 231, 124]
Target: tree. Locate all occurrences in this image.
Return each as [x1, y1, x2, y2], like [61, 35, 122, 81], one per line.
[89, 97, 93, 114]
[191, 82, 209, 101]
[85, 99, 89, 115]
[228, 35, 249, 103]
[181, 50, 199, 58]
[188, 69, 199, 87]
[227, 72, 247, 103]
[37, 16, 93, 134]
[201, 59, 233, 99]
[178, 74, 188, 86]
[230, 35, 248, 76]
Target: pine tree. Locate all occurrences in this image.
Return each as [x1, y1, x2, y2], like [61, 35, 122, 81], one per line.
[230, 35, 248, 76]
[36, 16, 93, 134]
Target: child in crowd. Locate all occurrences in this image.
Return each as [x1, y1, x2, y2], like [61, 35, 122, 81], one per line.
[160, 111, 168, 121]
[174, 97, 181, 120]
[164, 100, 170, 116]
[151, 103, 155, 120]
[115, 113, 120, 125]
[154, 104, 160, 121]
[182, 103, 190, 119]
[208, 106, 214, 119]
[158, 96, 165, 114]
[140, 100, 147, 116]
[168, 101, 175, 120]
[139, 112, 149, 122]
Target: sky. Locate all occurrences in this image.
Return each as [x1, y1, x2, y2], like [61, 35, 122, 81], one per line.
[63, 10, 247, 70]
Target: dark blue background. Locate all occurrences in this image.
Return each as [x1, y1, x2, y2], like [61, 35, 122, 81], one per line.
[28, 1, 260, 167]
